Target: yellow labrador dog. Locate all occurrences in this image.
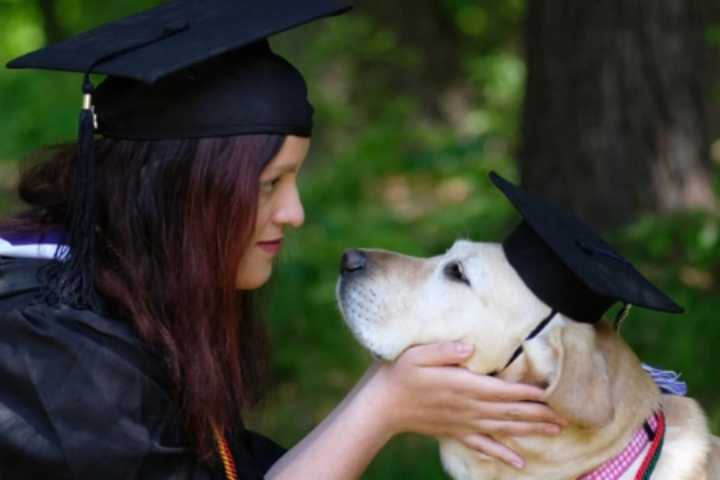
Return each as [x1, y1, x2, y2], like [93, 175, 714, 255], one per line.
[336, 240, 720, 480]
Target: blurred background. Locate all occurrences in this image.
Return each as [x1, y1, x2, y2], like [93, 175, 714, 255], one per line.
[1, 0, 719, 477]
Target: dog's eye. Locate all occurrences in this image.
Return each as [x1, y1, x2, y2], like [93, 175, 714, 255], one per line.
[444, 261, 470, 286]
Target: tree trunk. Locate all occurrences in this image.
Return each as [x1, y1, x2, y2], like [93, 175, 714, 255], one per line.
[520, 0, 715, 231]
[702, 0, 720, 142]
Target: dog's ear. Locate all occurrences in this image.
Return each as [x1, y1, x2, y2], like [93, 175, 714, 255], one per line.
[524, 323, 615, 428]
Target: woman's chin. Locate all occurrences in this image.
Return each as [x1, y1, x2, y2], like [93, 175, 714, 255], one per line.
[235, 267, 273, 290]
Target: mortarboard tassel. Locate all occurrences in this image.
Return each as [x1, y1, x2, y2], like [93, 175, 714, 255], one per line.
[45, 74, 101, 311]
[41, 25, 193, 312]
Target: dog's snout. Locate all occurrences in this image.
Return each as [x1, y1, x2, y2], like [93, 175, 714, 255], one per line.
[341, 249, 367, 274]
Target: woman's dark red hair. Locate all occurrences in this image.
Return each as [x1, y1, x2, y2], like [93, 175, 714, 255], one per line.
[2, 134, 286, 457]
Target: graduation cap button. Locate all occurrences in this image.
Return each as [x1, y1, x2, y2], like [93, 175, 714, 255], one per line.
[163, 20, 190, 35]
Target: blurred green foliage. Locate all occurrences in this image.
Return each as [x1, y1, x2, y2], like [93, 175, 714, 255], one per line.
[0, 1, 719, 477]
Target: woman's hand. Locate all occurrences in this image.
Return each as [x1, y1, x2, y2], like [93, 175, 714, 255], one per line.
[267, 341, 563, 479]
[364, 342, 568, 469]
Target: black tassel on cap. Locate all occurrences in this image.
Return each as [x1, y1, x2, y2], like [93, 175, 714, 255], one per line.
[39, 27, 192, 312]
[45, 73, 101, 311]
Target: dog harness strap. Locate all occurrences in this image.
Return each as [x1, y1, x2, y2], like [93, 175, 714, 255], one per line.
[577, 411, 665, 480]
[495, 309, 557, 374]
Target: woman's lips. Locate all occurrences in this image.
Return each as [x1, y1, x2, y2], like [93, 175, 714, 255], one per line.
[257, 239, 283, 254]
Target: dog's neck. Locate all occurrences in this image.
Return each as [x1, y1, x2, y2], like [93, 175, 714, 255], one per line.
[441, 322, 662, 480]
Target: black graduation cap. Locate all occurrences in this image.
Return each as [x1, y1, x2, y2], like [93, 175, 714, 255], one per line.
[489, 172, 683, 323]
[6, 0, 352, 310]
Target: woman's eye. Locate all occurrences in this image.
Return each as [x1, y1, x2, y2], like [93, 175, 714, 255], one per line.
[444, 261, 470, 286]
[260, 177, 280, 193]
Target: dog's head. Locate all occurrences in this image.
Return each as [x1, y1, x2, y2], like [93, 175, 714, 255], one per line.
[337, 240, 553, 373]
[336, 239, 616, 429]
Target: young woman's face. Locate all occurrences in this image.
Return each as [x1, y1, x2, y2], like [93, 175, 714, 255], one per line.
[235, 135, 310, 289]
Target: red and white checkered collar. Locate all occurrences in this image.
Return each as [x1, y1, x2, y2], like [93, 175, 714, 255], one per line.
[578, 411, 662, 480]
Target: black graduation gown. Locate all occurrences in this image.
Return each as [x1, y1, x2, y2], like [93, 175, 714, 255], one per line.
[0, 257, 286, 479]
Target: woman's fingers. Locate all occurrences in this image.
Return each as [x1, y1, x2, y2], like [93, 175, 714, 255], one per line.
[464, 399, 568, 426]
[420, 368, 569, 427]
[428, 367, 547, 402]
[458, 434, 525, 470]
[401, 342, 474, 367]
[466, 374, 546, 402]
[378, 343, 569, 444]
[469, 418, 561, 437]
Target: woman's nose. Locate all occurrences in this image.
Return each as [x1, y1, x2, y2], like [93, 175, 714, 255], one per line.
[274, 185, 305, 228]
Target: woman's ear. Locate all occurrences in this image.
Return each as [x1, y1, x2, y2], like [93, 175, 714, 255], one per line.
[523, 323, 615, 429]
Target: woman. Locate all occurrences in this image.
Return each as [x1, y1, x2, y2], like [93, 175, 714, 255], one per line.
[0, 2, 565, 479]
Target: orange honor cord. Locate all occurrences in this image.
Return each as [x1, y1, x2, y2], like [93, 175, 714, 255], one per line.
[213, 426, 239, 480]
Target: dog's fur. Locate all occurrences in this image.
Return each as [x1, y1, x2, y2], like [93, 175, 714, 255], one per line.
[337, 240, 720, 479]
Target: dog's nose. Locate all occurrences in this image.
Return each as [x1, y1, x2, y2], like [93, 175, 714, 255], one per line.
[340, 249, 367, 274]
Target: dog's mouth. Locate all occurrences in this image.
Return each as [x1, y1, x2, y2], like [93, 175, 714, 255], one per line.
[336, 276, 392, 360]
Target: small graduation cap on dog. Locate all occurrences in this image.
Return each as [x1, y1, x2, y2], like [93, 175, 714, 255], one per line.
[7, 0, 351, 310]
[490, 172, 683, 323]
[487, 172, 683, 374]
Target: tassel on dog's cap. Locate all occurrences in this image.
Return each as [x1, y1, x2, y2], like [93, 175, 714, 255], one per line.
[490, 172, 683, 323]
[6, 0, 351, 310]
